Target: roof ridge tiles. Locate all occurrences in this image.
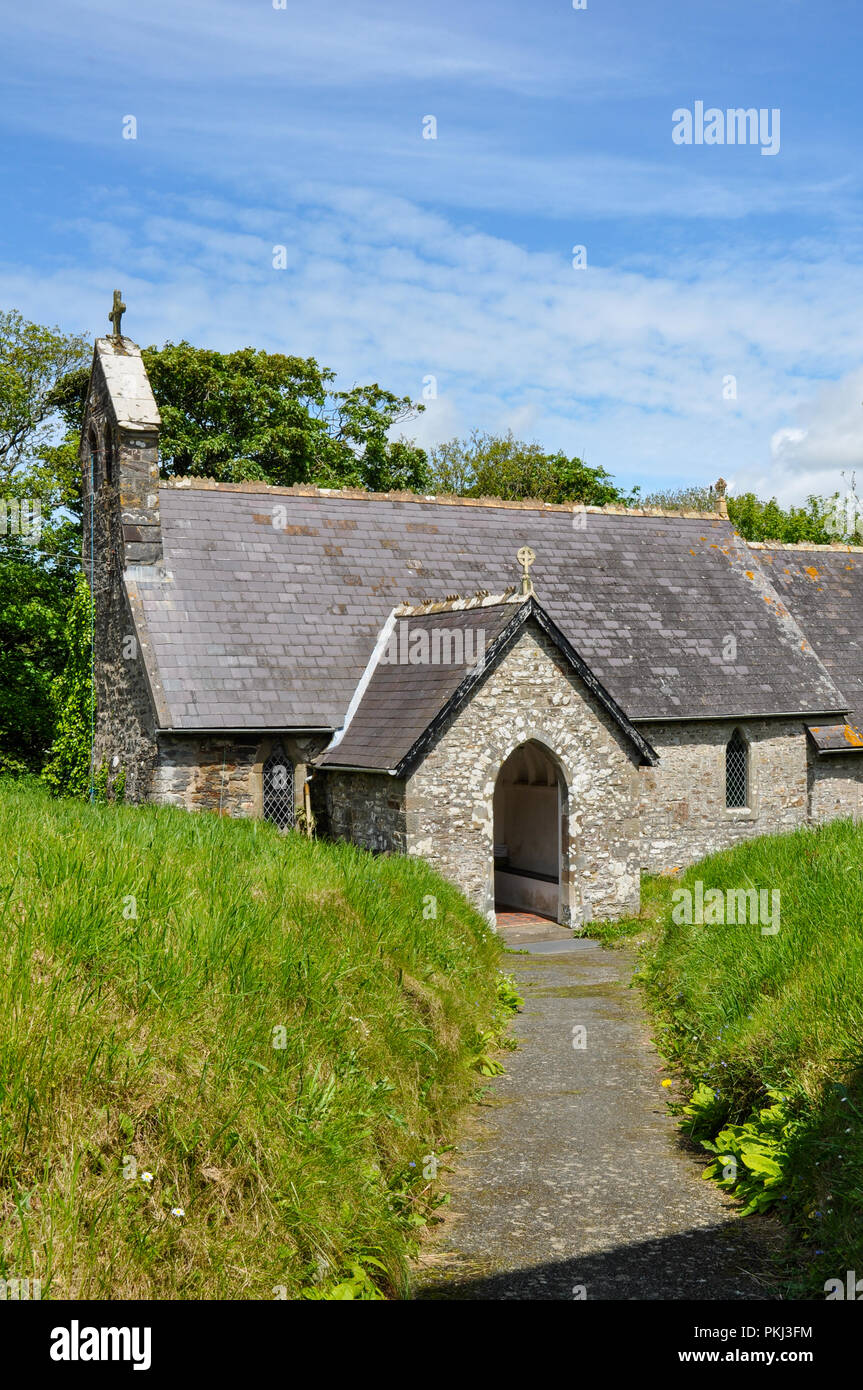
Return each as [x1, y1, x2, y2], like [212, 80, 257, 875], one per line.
[394, 588, 522, 616]
[746, 539, 863, 554]
[160, 476, 724, 519]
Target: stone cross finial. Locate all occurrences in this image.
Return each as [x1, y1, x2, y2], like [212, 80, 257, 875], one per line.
[517, 545, 536, 596]
[108, 289, 126, 338]
[714, 477, 728, 518]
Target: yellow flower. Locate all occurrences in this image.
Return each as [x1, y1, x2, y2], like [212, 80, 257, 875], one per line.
[660, 1079, 673, 1088]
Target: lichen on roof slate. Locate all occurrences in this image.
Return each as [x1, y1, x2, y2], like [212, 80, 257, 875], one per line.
[752, 545, 863, 750]
[132, 486, 850, 732]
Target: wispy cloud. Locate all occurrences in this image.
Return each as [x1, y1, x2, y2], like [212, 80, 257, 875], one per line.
[4, 184, 863, 503]
[2, 0, 863, 505]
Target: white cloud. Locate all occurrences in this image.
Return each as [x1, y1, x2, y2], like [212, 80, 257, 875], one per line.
[3, 186, 863, 503]
[761, 371, 863, 503]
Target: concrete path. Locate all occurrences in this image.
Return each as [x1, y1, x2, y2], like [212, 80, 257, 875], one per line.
[413, 915, 779, 1301]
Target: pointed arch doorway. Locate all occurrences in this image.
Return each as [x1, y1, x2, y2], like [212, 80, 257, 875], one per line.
[492, 740, 567, 922]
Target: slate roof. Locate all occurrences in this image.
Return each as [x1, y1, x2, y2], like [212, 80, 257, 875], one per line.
[133, 483, 849, 733]
[319, 595, 658, 773]
[806, 723, 863, 753]
[750, 545, 863, 753]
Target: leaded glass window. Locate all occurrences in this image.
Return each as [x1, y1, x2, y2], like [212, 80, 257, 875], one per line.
[726, 729, 748, 808]
[263, 747, 294, 828]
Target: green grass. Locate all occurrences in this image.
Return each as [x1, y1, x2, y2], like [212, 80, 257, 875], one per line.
[0, 780, 508, 1300]
[575, 874, 671, 949]
[599, 820, 863, 1297]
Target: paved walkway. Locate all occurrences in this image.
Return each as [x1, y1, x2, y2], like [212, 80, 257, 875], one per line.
[413, 915, 778, 1300]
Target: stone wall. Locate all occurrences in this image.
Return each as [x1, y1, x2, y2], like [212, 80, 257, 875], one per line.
[322, 770, 407, 853]
[151, 734, 328, 818]
[808, 751, 863, 824]
[635, 717, 815, 873]
[90, 567, 160, 803]
[400, 623, 642, 926]
[82, 344, 162, 801]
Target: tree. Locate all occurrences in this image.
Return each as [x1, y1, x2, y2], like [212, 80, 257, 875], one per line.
[726, 491, 847, 544]
[638, 485, 714, 511]
[0, 312, 90, 773]
[0, 542, 76, 775]
[41, 574, 93, 798]
[0, 310, 91, 481]
[639, 484, 852, 544]
[427, 430, 635, 506]
[55, 342, 430, 492]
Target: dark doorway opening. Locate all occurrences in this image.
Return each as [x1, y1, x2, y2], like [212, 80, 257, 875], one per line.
[493, 741, 563, 921]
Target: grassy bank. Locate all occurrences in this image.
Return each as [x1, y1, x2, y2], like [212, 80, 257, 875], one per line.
[0, 780, 509, 1299]
[596, 819, 863, 1298]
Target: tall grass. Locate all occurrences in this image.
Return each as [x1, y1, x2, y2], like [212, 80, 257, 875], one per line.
[635, 819, 863, 1295]
[0, 780, 504, 1299]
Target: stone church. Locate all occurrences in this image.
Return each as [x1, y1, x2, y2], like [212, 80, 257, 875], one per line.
[81, 331, 863, 926]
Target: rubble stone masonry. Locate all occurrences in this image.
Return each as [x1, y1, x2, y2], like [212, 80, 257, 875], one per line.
[323, 623, 643, 926]
[635, 717, 862, 873]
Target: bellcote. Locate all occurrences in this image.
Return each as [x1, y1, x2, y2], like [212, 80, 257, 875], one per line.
[80, 331, 162, 568]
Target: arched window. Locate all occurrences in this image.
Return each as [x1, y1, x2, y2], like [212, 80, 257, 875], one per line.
[104, 428, 114, 485]
[263, 746, 294, 828]
[725, 728, 748, 808]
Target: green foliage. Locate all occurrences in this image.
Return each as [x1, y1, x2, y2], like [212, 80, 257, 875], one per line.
[93, 761, 109, 803]
[631, 820, 863, 1294]
[683, 1083, 798, 1215]
[0, 542, 76, 772]
[0, 753, 30, 778]
[467, 1028, 507, 1076]
[300, 1257, 388, 1300]
[56, 342, 429, 492]
[0, 782, 505, 1299]
[41, 575, 92, 798]
[465, 970, 525, 1074]
[496, 971, 525, 1015]
[113, 765, 126, 803]
[639, 485, 715, 511]
[0, 311, 90, 775]
[727, 491, 846, 544]
[677, 1079, 729, 1141]
[0, 310, 90, 481]
[428, 429, 633, 506]
[640, 483, 853, 544]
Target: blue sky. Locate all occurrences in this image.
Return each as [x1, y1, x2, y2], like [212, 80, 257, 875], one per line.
[3, 0, 863, 502]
